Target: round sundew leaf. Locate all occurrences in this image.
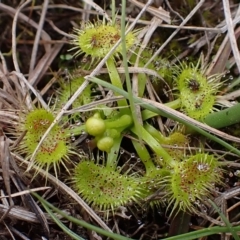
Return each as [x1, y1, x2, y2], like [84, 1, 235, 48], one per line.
[24, 129, 68, 165]
[73, 161, 144, 210]
[24, 109, 56, 133]
[71, 21, 137, 59]
[177, 68, 208, 92]
[168, 153, 222, 213]
[180, 88, 215, 119]
[17, 108, 71, 175]
[175, 64, 221, 120]
[57, 76, 92, 109]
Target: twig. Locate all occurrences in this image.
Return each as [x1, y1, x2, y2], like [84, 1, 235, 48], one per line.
[12, 0, 33, 109]
[222, 1, 240, 73]
[145, 0, 206, 67]
[29, 0, 50, 73]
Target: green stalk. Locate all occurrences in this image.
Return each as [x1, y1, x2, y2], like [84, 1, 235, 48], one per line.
[105, 114, 133, 129]
[32, 192, 133, 240]
[106, 135, 123, 169]
[111, 0, 116, 24]
[106, 58, 129, 114]
[64, 125, 86, 138]
[208, 199, 240, 240]
[131, 125, 175, 167]
[131, 139, 156, 175]
[120, 0, 142, 139]
[144, 123, 166, 142]
[165, 98, 182, 109]
[40, 198, 85, 240]
[141, 109, 158, 121]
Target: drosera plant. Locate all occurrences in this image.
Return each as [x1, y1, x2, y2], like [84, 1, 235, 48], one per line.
[133, 49, 224, 121]
[10, 99, 146, 217]
[68, 15, 142, 157]
[130, 132, 225, 216]
[65, 13, 229, 218]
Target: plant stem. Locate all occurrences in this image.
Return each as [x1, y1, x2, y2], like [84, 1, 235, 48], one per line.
[106, 136, 123, 169]
[165, 98, 182, 109]
[131, 139, 156, 175]
[105, 114, 133, 129]
[120, 0, 143, 140]
[131, 125, 175, 167]
[106, 58, 129, 114]
[144, 123, 166, 142]
[64, 125, 86, 137]
[33, 192, 133, 240]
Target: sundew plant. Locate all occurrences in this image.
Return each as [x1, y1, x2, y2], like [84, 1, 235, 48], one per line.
[1, 1, 240, 240]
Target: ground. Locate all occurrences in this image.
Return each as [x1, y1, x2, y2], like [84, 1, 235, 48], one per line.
[0, 1, 240, 240]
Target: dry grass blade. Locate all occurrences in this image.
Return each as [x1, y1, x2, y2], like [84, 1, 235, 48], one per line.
[0, 187, 51, 200]
[82, 0, 111, 21]
[145, 0, 206, 67]
[0, 203, 47, 224]
[207, 7, 240, 75]
[11, 0, 35, 109]
[0, 137, 14, 206]
[129, 0, 171, 24]
[29, 0, 50, 73]
[0, 3, 50, 41]
[222, 1, 240, 73]
[12, 176, 50, 238]
[28, 38, 66, 86]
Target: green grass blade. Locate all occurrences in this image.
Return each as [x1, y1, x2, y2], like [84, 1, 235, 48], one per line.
[38, 195, 85, 240]
[204, 102, 240, 129]
[208, 199, 240, 240]
[32, 192, 134, 240]
[162, 225, 240, 240]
